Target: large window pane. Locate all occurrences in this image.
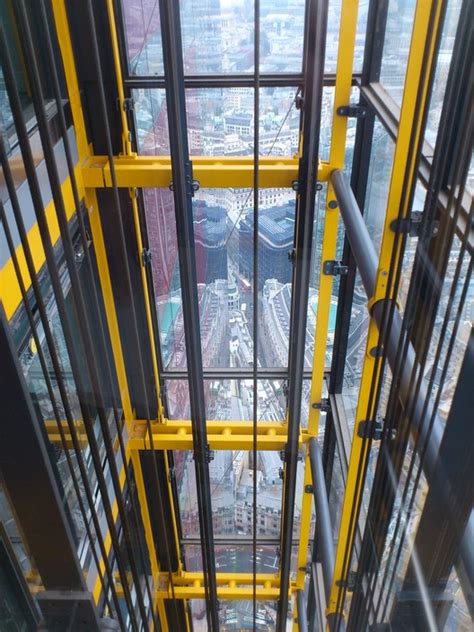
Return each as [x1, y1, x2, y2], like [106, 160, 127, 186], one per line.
[363, 118, 395, 256]
[379, 0, 417, 105]
[342, 271, 370, 429]
[179, 0, 306, 75]
[175, 449, 306, 538]
[425, 0, 462, 148]
[165, 378, 287, 421]
[122, 0, 164, 76]
[133, 88, 301, 157]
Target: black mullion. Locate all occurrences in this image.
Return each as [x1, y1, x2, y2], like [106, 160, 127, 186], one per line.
[157, 1, 219, 629]
[276, 0, 329, 626]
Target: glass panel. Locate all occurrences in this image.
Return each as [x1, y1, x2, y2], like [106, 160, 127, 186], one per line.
[134, 89, 169, 155]
[422, 236, 473, 421]
[134, 88, 301, 157]
[122, 0, 164, 76]
[0, 2, 54, 154]
[179, 0, 305, 75]
[342, 271, 370, 430]
[176, 450, 306, 538]
[324, 0, 368, 74]
[166, 377, 307, 430]
[425, 0, 463, 149]
[140, 188, 186, 370]
[363, 117, 395, 256]
[445, 566, 472, 632]
[0, 485, 38, 585]
[165, 378, 288, 421]
[184, 543, 279, 573]
[399, 181, 426, 310]
[379, 0, 417, 105]
[189, 599, 282, 630]
[325, 0, 342, 73]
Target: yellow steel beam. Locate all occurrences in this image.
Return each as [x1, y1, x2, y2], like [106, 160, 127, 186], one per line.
[130, 420, 293, 451]
[104, 3, 193, 607]
[51, 0, 89, 161]
[45, 419, 303, 451]
[326, 0, 445, 624]
[155, 572, 292, 601]
[82, 155, 332, 189]
[51, 2, 167, 625]
[0, 171, 83, 319]
[294, 0, 361, 615]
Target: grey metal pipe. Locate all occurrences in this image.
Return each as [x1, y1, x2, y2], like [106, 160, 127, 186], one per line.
[309, 438, 335, 600]
[331, 168, 378, 298]
[297, 590, 309, 632]
[331, 167, 473, 604]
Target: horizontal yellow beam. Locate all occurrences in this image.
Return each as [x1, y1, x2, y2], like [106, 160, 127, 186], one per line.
[129, 419, 295, 451]
[82, 155, 332, 189]
[155, 572, 293, 600]
[45, 419, 306, 451]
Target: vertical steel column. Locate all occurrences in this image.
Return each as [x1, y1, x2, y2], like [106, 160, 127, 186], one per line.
[276, 0, 329, 627]
[157, 2, 219, 630]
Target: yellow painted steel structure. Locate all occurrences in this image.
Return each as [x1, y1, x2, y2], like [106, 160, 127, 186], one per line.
[325, 0, 446, 625]
[50, 1, 173, 627]
[1, 0, 444, 629]
[291, 1, 361, 627]
[82, 155, 333, 189]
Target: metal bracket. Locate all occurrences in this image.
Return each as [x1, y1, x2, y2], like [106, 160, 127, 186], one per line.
[336, 570, 357, 592]
[291, 179, 300, 192]
[279, 446, 289, 463]
[117, 97, 134, 112]
[323, 260, 348, 276]
[123, 97, 134, 112]
[358, 419, 383, 440]
[390, 211, 439, 238]
[287, 248, 296, 263]
[168, 467, 175, 482]
[305, 484, 314, 494]
[312, 398, 330, 413]
[295, 95, 304, 110]
[204, 444, 215, 463]
[141, 248, 152, 266]
[169, 162, 200, 196]
[299, 564, 312, 574]
[337, 104, 367, 118]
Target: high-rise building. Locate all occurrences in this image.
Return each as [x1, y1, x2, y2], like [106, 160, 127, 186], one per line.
[0, 1, 472, 631]
[239, 201, 295, 288]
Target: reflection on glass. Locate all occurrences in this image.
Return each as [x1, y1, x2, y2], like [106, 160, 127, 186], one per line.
[342, 271, 370, 429]
[379, 0, 416, 104]
[425, 0, 462, 149]
[122, 0, 164, 76]
[422, 236, 473, 421]
[0, 485, 38, 586]
[398, 181, 427, 311]
[364, 118, 395, 255]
